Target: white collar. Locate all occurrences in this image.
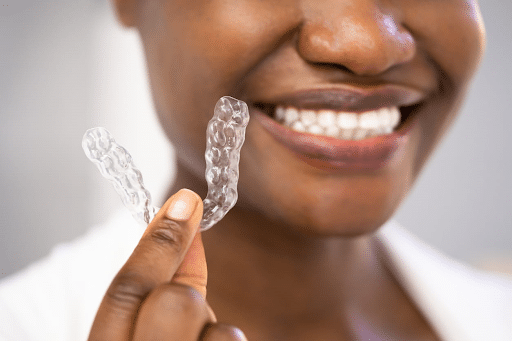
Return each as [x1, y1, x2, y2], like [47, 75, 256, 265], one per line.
[376, 221, 512, 341]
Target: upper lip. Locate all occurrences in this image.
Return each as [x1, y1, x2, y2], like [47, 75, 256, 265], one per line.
[252, 84, 427, 112]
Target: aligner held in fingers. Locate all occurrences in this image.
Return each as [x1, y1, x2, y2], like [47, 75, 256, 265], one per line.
[82, 96, 249, 231]
[201, 96, 249, 231]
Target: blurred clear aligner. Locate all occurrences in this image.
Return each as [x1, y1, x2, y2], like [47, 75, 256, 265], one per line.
[82, 96, 250, 231]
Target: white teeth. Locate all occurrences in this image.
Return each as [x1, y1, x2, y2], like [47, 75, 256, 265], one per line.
[378, 107, 391, 127]
[291, 120, 306, 133]
[325, 126, 340, 138]
[275, 106, 402, 140]
[340, 129, 354, 140]
[383, 126, 393, 134]
[317, 110, 337, 127]
[275, 106, 285, 121]
[337, 113, 359, 130]
[389, 107, 401, 127]
[353, 129, 368, 140]
[300, 110, 317, 126]
[284, 107, 299, 125]
[307, 124, 323, 135]
[367, 129, 381, 138]
[359, 111, 380, 130]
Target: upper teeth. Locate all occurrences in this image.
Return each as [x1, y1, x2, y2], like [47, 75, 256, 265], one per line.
[274, 106, 401, 140]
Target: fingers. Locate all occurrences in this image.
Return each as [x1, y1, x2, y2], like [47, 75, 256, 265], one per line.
[132, 284, 213, 341]
[173, 230, 208, 297]
[132, 284, 244, 341]
[88, 189, 204, 341]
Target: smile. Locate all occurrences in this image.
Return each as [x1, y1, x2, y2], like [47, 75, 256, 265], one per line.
[250, 86, 426, 171]
[273, 106, 400, 140]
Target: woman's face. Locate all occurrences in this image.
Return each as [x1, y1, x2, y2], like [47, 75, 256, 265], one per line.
[119, 0, 485, 235]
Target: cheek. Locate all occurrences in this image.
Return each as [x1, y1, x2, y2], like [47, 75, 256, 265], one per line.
[185, 2, 302, 89]
[400, 0, 486, 175]
[404, 1, 485, 85]
[145, 0, 301, 91]
[139, 0, 302, 171]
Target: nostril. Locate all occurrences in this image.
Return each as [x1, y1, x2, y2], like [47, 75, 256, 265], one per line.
[297, 11, 416, 76]
[311, 62, 355, 75]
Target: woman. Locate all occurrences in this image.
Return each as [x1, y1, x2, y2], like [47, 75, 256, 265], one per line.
[1, 0, 510, 340]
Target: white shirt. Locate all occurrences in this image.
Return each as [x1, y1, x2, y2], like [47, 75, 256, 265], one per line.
[0, 212, 511, 340]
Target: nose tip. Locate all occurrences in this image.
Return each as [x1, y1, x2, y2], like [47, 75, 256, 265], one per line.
[297, 12, 416, 76]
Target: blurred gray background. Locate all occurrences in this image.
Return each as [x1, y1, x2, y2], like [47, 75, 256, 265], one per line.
[0, 0, 510, 280]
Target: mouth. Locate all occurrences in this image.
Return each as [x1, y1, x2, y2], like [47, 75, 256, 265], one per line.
[252, 102, 420, 141]
[247, 86, 426, 171]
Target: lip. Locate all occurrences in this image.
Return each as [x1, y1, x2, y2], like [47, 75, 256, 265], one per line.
[254, 108, 419, 171]
[250, 86, 424, 172]
[253, 84, 426, 112]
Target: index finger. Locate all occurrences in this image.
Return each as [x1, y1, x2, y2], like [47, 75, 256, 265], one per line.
[88, 189, 204, 341]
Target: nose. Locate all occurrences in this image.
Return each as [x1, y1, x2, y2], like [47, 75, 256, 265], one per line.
[297, 0, 416, 76]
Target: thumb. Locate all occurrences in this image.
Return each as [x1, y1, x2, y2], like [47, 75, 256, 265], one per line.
[89, 188, 204, 341]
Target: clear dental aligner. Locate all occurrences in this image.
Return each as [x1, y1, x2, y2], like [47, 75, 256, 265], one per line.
[82, 96, 249, 231]
[82, 127, 158, 225]
[202, 96, 249, 230]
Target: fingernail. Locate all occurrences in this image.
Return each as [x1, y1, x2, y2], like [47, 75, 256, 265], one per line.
[167, 189, 200, 221]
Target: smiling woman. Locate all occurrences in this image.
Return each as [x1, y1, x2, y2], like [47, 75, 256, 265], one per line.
[0, 0, 511, 340]
[138, 0, 483, 237]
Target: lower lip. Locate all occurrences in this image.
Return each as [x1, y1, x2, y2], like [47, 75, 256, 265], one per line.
[252, 108, 418, 172]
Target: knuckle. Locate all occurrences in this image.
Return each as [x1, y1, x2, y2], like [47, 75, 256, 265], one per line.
[105, 271, 150, 310]
[152, 283, 207, 317]
[149, 218, 185, 253]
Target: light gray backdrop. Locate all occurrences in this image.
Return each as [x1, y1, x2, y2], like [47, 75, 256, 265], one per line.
[0, 0, 510, 280]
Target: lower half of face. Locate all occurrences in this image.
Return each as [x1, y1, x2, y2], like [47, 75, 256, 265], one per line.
[136, 0, 485, 236]
[237, 122, 418, 236]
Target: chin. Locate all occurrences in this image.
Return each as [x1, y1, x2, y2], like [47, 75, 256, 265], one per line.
[290, 210, 395, 238]
[254, 188, 400, 238]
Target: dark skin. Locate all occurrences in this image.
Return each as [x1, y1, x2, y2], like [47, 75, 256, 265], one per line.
[89, 0, 485, 340]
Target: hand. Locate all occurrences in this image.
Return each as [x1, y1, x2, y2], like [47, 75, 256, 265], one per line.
[88, 189, 247, 340]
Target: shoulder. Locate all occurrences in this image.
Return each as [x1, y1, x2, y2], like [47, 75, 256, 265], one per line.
[0, 212, 142, 341]
[376, 221, 512, 341]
